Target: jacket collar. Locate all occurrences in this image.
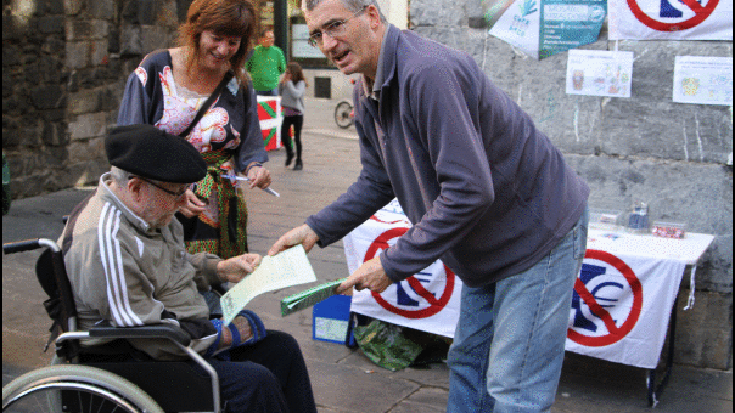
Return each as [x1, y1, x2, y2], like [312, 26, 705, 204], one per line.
[97, 172, 153, 234]
[362, 24, 400, 101]
[379, 24, 400, 92]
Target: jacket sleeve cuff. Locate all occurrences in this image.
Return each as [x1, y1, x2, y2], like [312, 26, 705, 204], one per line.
[206, 257, 223, 285]
[189, 252, 223, 286]
[380, 252, 406, 283]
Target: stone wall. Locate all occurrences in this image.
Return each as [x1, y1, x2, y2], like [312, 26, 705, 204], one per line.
[3, 0, 69, 195]
[2, 0, 186, 198]
[410, 0, 733, 369]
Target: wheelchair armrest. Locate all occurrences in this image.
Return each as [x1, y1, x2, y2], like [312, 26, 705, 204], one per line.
[88, 323, 192, 347]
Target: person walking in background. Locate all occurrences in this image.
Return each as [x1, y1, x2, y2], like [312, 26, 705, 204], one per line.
[269, 1, 589, 412]
[247, 29, 286, 96]
[117, 0, 272, 262]
[279, 62, 307, 170]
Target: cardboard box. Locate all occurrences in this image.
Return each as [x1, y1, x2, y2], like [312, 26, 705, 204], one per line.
[313, 295, 352, 345]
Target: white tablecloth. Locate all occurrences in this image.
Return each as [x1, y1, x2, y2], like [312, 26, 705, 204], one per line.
[344, 202, 715, 368]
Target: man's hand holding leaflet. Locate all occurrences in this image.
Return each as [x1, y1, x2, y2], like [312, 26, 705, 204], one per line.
[221, 245, 316, 325]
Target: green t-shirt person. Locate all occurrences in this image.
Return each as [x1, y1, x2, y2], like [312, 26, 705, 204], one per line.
[246, 30, 286, 95]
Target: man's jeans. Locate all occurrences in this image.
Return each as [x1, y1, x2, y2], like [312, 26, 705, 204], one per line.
[447, 207, 588, 413]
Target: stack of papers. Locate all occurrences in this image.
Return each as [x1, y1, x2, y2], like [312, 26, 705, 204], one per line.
[221, 245, 317, 325]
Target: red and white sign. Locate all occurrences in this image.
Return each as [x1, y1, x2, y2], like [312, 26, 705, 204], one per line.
[344, 201, 714, 369]
[608, 0, 732, 40]
[565, 249, 685, 368]
[256, 96, 283, 151]
[344, 207, 463, 338]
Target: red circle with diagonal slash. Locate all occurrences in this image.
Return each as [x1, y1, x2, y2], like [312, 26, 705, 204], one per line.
[567, 249, 643, 347]
[365, 227, 455, 319]
[627, 0, 719, 31]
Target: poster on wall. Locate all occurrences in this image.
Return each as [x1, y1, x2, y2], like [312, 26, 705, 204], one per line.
[672, 56, 733, 106]
[487, 0, 606, 59]
[608, 0, 733, 40]
[566, 50, 634, 97]
[291, 24, 325, 58]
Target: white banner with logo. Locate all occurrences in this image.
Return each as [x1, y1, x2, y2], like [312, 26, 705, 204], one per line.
[344, 202, 463, 338]
[608, 0, 733, 40]
[343, 202, 714, 368]
[565, 249, 686, 368]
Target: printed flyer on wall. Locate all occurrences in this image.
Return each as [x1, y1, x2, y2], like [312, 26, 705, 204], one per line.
[672, 56, 733, 106]
[487, 0, 606, 59]
[566, 50, 634, 98]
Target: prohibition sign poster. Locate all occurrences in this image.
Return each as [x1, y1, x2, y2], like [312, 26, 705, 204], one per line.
[608, 0, 733, 40]
[565, 249, 687, 368]
[344, 208, 463, 338]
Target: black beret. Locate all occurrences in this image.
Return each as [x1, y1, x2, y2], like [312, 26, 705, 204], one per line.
[106, 125, 207, 183]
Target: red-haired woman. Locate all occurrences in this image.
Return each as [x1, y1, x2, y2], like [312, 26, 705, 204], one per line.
[118, 0, 269, 261]
[117, 1, 316, 412]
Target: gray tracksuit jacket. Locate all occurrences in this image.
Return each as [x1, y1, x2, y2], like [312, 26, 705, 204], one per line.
[58, 173, 222, 359]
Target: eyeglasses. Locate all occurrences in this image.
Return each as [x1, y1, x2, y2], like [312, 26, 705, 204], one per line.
[134, 176, 192, 201]
[307, 7, 367, 47]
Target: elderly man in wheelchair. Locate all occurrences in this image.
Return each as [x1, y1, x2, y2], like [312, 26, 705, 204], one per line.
[2, 125, 317, 413]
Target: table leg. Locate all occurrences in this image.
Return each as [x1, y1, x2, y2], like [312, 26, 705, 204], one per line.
[647, 295, 679, 407]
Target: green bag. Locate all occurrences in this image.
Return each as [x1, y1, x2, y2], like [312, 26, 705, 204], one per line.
[352, 319, 423, 372]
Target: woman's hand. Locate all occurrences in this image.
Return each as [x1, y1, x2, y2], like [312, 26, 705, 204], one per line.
[246, 164, 271, 189]
[177, 188, 206, 217]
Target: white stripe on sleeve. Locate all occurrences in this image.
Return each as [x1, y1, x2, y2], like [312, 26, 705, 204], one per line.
[98, 203, 142, 327]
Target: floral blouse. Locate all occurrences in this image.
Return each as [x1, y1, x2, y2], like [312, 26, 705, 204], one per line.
[117, 50, 268, 172]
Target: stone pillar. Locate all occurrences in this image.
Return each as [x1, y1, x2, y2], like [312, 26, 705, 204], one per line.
[2, 0, 183, 197]
[3, 0, 69, 197]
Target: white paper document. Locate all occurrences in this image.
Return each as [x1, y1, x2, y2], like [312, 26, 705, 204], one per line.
[220, 245, 317, 325]
[566, 50, 634, 98]
[672, 56, 733, 106]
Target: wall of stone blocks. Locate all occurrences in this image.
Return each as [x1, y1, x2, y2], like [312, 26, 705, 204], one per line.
[2, 0, 185, 198]
[410, 0, 732, 369]
[3, 0, 69, 196]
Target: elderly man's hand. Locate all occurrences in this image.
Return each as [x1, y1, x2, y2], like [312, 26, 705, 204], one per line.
[217, 253, 261, 283]
[268, 224, 319, 256]
[335, 256, 393, 295]
[218, 315, 253, 349]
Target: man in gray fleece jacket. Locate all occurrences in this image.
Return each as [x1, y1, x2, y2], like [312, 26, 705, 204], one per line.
[270, 1, 590, 412]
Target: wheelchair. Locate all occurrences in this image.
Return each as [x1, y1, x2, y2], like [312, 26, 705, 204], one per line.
[2, 237, 222, 413]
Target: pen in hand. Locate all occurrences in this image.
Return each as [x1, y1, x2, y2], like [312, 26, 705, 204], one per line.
[221, 174, 280, 198]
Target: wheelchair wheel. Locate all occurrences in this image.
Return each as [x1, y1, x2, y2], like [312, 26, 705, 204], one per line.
[334, 100, 354, 129]
[2, 364, 163, 413]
